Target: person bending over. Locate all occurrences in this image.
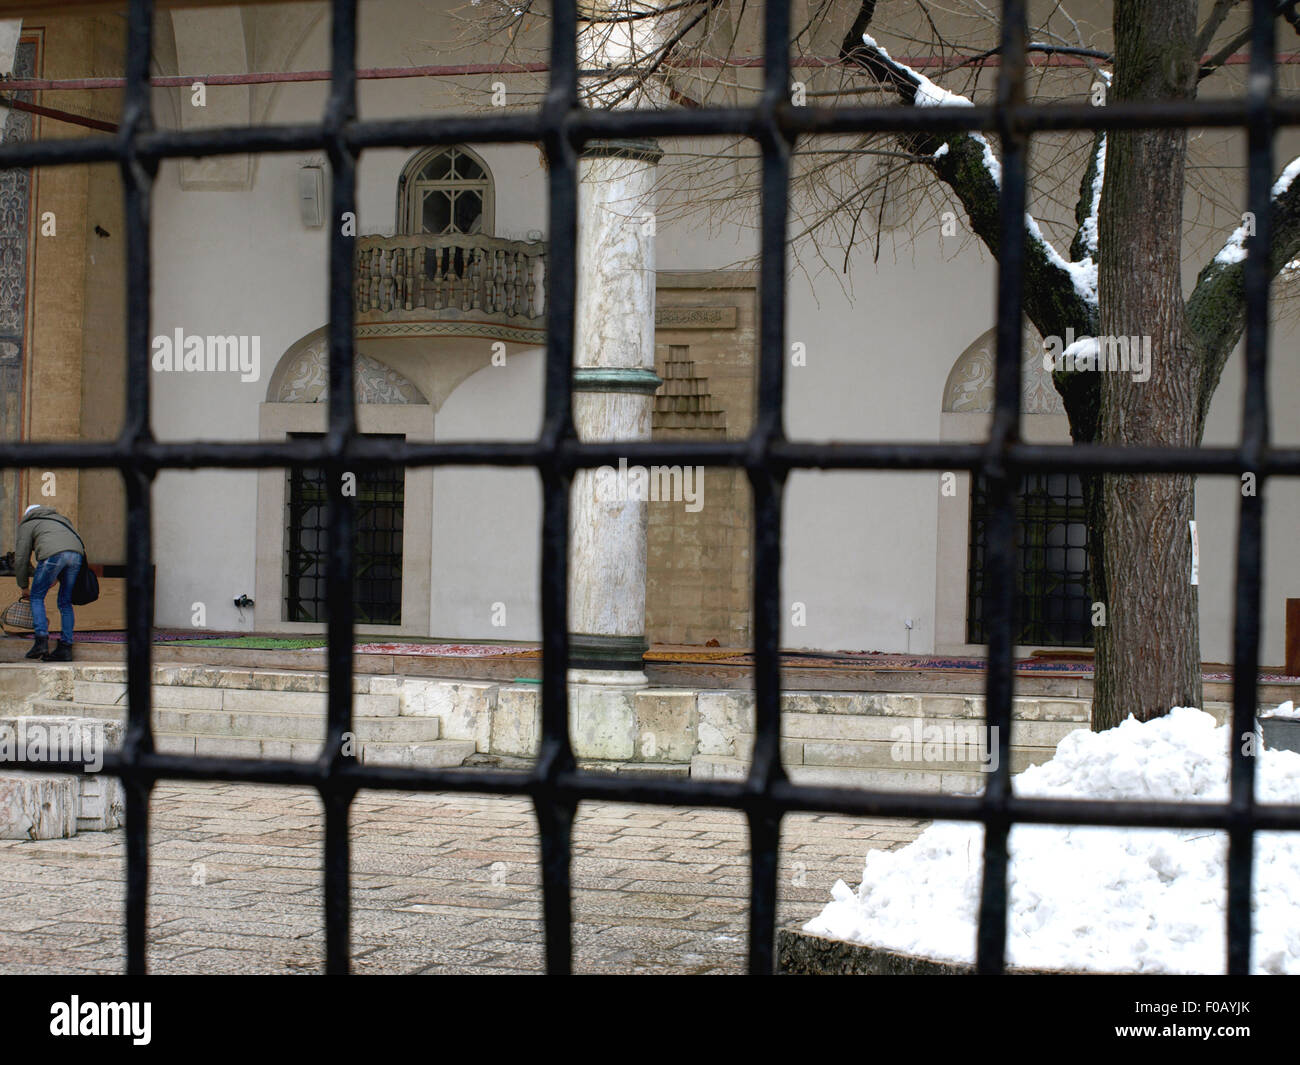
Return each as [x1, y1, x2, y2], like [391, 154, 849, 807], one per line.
[15, 503, 85, 662]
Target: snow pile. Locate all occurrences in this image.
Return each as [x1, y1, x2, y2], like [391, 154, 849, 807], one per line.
[1261, 700, 1300, 720]
[805, 707, 1300, 973]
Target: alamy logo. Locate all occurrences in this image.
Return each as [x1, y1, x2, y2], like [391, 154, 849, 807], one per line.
[49, 997, 151, 1045]
[0, 720, 105, 773]
[152, 329, 261, 382]
[889, 719, 1000, 773]
[594, 458, 704, 512]
[1042, 328, 1152, 383]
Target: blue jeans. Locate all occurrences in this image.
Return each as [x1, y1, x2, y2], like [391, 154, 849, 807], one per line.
[29, 550, 82, 644]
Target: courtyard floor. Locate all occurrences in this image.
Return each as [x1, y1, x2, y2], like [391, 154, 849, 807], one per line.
[0, 782, 927, 974]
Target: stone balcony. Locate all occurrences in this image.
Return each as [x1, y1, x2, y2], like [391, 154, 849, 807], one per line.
[355, 233, 546, 345]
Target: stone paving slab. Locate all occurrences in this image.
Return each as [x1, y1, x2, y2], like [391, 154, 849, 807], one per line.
[0, 781, 926, 974]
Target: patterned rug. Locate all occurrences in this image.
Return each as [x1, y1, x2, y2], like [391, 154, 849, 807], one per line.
[15, 630, 1299, 679]
[354, 643, 541, 658]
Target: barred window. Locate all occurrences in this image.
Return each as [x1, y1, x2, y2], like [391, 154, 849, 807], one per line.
[967, 472, 1092, 647]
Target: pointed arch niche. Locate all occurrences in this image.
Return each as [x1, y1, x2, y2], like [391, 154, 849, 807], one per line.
[255, 329, 434, 636]
[932, 325, 1077, 655]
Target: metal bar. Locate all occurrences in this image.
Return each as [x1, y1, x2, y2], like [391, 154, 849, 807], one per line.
[7, 438, 1300, 476]
[119, 0, 157, 979]
[974, 0, 1027, 977]
[1224, 0, 1278, 977]
[11, 96, 1300, 176]
[0, 93, 119, 132]
[745, 0, 793, 978]
[535, 0, 580, 977]
[321, 0, 360, 977]
[10, 749, 1300, 832]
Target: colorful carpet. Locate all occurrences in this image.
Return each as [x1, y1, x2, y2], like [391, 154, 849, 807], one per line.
[170, 636, 327, 650]
[354, 643, 541, 658]
[15, 630, 1300, 680]
[74, 630, 250, 644]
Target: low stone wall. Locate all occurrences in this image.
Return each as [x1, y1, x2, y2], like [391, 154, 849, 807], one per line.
[0, 663, 1242, 792]
[777, 927, 1080, 975]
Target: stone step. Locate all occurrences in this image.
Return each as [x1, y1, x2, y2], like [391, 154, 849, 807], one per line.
[151, 734, 475, 767]
[26, 700, 440, 744]
[69, 680, 400, 717]
[771, 692, 1094, 721]
[65, 664, 380, 697]
[689, 755, 985, 795]
[733, 733, 1049, 774]
[751, 712, 1082, 746]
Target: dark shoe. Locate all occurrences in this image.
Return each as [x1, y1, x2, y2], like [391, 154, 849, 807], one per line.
[25, 636, 48, 660]
[41, 642, 71, 662]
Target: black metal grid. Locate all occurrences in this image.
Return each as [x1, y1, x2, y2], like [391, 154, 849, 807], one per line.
[2, 0, 1299, 976]
[968, 472, 1092, 646]
[285, 433, 404, 625]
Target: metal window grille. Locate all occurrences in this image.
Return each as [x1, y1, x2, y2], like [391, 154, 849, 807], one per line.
[967, 472, 1092, 647]
[3, 0, 1299, 976]
[285, 432, 404, 625]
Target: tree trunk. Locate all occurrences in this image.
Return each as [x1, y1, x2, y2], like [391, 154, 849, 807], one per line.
[1092, 0, 1203, 729]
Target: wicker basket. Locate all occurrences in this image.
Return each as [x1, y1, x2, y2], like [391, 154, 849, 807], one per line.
[1, 596, 34, 634]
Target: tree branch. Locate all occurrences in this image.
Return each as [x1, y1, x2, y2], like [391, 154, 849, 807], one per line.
[1186, 159, 1300, 424]
[838, 4, 1099, 408]
[1195, 0, 1245, 57]
[1198, 0, 1298, 80]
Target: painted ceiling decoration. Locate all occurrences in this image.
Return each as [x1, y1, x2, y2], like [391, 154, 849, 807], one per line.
[943, 325, 1065, 415]
[272, 338, 427, 405]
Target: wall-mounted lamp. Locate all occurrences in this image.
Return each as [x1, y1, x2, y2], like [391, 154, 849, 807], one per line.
[298, 165, 325, 228]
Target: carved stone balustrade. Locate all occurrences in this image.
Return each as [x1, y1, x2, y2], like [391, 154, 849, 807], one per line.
[354, 233, 546, 344]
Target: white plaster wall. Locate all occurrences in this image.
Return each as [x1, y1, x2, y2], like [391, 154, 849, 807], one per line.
[1197, 313, 1300, 667]
[141, 0, 1300, 667]
[659, 202, 994, 654]
[147, 8, 550, 632]
[431, 350, 544, 640]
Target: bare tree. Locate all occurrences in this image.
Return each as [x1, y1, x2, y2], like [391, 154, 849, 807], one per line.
[444, 0, 1300, 729]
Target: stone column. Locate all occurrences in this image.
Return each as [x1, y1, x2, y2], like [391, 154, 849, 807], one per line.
[569, 138, 663, 684]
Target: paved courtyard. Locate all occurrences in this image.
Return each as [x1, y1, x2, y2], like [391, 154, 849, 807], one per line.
[0, 781, 927, 974]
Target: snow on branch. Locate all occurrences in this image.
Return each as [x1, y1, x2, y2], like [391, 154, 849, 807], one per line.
[1212, 155, 1300, 265]
[860, 32, 1100, 309]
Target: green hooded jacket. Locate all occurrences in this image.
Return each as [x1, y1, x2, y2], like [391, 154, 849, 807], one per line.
[14, 506, 85, 590]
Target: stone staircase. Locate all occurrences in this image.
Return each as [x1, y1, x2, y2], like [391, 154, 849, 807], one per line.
[690, 691, 1237, 794]
[20, 664, 476, 768]
[0, 661, 1254, 799]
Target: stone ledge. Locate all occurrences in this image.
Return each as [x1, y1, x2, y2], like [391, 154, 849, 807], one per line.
[777, 927, 1092, 975]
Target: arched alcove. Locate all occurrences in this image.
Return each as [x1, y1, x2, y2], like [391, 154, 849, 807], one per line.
[265, 332, 429, 405]
[941, 324, 1064, 415]
[254, 329, 434, 636]
[934, 326, 1084, 654]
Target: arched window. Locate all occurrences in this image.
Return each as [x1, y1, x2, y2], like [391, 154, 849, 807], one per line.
[397, 145, 494, 236]
[935, 326, 1092, 649]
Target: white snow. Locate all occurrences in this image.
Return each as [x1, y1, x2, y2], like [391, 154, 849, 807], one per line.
[1262, 700, 1300, 720]
[1213, 154, 1300, 265]
[1217, 222, 1252, 265]
[804, 707, 1300, 974]
[1060, 334, 1100, 366]
[1026, 212, 1098, 305]
[863, 31, 1098, 307]
[1273, 155, 1300, 199]
[1079, 134, 1106, 258]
